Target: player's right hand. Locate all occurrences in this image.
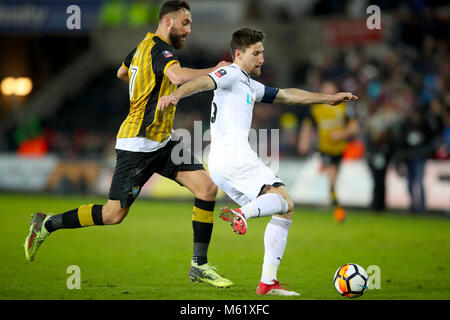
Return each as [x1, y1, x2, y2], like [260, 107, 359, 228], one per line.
[158, 94, 179, 111]
[330, 92, 358, 105]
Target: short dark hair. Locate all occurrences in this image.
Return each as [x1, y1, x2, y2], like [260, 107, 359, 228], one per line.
[229, 27, 265, 59]
[158, 0, 190, 21]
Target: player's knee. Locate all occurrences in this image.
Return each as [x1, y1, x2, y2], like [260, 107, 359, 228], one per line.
[287, 196, 294, 212]
[108, 213, 126, 225]
[279, 199, 294, 220]
[273, 192, 294, 218]
[196, 181, 217, 201]
[326, 167, 338, 182]
[282, 197, 294, 216]
[275, 191, 293, 213]
[278, 211, 293, 221]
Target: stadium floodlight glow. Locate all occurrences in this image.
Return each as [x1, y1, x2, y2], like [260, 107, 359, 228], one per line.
[1, 77, 15, 95]
[1, 77, 33, 96]
[15, 77, 33, 96]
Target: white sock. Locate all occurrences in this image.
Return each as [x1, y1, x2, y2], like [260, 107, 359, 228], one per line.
[240, 193, 288, 219]
[260, 216, 292, 284]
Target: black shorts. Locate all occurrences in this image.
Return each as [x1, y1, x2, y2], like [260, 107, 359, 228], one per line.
[109, 140, 204, 208]
[320, 152, 343, 167]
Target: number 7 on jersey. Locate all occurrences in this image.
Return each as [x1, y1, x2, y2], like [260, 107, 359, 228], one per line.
[129, 66, 139, 98]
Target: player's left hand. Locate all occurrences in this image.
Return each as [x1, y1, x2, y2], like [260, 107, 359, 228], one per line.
[331, 92, 358, 106]
[158, 94, 179, 111]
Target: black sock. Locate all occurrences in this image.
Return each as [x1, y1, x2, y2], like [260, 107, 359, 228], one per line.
[192, 198, 215, 265]
[45, 204, 103, 233]
[331, 185, 338, 207]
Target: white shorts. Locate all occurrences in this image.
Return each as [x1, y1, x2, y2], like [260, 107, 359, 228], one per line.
[208, 149, 283, 206]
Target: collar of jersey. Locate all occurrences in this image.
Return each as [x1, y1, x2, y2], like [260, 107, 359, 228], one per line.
[230, 63, 250, 79]
[146, 32, 170, 45]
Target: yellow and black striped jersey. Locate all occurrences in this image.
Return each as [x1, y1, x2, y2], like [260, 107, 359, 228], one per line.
[304, 102, 356, 156]
[116, 33, 179, 152]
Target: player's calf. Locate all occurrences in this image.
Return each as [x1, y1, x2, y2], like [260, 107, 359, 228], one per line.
[239, 190, 293, 221]
[101, 200, 129, 225]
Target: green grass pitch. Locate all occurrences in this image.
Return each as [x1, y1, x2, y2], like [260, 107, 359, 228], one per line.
[1, 193, 449, 300]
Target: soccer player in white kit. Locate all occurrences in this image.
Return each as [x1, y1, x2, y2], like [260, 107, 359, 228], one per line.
[158, 27, 358, 296]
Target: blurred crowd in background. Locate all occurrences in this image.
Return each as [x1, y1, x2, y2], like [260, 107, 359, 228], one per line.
[0, 0, 449, 211]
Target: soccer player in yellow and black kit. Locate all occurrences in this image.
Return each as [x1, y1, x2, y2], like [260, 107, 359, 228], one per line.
[24, 0, 232, 288]
[298, 81, 359, 222]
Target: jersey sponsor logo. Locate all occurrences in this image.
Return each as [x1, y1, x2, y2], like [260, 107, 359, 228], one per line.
[246, 93, 255, 105]
[214, 69, 227, 78]
[162, 50, 173, 58]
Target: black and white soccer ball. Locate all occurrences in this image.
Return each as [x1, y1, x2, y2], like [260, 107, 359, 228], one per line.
[333, 263, 368, 298]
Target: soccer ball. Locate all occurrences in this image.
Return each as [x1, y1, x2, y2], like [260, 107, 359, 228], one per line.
[334, 263, 368, 298]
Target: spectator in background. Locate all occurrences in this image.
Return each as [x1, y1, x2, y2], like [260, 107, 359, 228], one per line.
[427, 98, 447, 159]
[13, 116, 48, 157]
[393, 106, 436, 213]
[365, 100, 402, 212]
[444, 106, 450, 159]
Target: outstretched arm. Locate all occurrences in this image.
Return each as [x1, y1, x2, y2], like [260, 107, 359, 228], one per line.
[158, 75, 216, 110]
[274, 88, 358, 106]
[165, 61, 230, 86]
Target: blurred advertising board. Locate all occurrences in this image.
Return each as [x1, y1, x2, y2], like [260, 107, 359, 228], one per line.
[323, 19, 384, 47]
[0, 154, 448, 212]
[0, 153, 57, 191]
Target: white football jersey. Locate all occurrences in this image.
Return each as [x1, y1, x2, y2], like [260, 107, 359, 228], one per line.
[206, 63, 282, 205]
[207, 63, 278, 155]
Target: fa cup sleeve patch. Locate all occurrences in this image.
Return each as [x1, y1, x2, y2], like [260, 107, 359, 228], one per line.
[214, 69, 227, 78]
